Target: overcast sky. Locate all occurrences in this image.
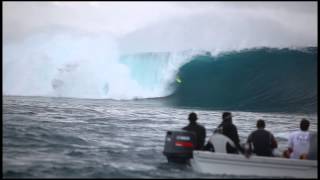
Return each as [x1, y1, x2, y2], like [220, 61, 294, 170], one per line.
[3, 1, 318, 52]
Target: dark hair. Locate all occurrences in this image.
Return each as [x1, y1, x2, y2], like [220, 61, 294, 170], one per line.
[256, 119, 265, 128]
[222, 112, 232, 120]
[222, 112, 232, 124]
[188, 112, 198, 122]
[300, 119, 310, 131]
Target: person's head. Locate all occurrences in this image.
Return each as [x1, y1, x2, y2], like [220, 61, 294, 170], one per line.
[222, 112, 232, 124]
[188, 112, 198, 123]
[300, 119, 310, 131]
[256, 119, 265, 129]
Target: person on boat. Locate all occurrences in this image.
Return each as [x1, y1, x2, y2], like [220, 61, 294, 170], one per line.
[204, 112, 243, 154]
[182, 112, 206, 150]
[284, 119, 311, 159]
[247, 119, 278, 157]
[204, 129, 239, 154]
[219, 112, 243, 153]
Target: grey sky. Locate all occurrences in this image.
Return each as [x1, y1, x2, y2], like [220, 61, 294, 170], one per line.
[3, 2, 189, 41]
[3, 1, 318, 52]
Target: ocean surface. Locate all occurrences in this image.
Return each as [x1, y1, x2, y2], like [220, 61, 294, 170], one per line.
[3, 95, 317, 178]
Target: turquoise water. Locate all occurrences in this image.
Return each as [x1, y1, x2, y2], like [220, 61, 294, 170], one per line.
[166, 47, 317, 113]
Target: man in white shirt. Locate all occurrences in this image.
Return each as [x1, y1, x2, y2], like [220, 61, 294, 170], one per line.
[287, 119, 311, 159]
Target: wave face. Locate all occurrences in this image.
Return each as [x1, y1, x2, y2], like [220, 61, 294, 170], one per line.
[168, 47, 317, 113]
[119, 51, 198, 98]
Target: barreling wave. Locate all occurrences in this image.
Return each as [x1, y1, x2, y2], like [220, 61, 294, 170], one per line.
[3, 31, 317, 113]
[166, 47, 317, 113]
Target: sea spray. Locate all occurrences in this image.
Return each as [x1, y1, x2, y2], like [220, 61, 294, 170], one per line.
[4, 32, 124, 98]
[3, 31, 197, 99]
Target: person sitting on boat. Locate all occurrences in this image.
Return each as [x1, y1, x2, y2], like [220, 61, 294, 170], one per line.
[283, 119, 311, 159]
[182, 112, 206, 150]
[204, 128, 239, 153]
[204, 112, 243, 154]
[218, 112, 243, 153]
[247, 119, 278, 157]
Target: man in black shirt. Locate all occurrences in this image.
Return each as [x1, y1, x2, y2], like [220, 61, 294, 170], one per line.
[183, 112, 206, 150]
[217, 112, 243, 153]
[247, 119, 278, 157]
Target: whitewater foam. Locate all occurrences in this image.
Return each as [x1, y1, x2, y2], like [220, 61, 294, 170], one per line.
[3, 32, 198, 100]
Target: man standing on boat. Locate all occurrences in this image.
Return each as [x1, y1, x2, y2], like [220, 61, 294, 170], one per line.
[247, 119, 278, 157]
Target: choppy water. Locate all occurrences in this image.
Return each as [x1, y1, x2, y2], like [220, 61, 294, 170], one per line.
[3, 96, 317, 178]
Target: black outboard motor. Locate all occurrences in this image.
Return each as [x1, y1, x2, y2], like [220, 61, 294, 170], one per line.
[163, 130, 196, 163]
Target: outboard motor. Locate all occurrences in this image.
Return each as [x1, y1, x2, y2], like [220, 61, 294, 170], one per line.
[163, 130, 195, 163]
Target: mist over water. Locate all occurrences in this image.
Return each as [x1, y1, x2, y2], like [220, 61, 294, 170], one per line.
[4, 32, 155, 99]
[119, 11, 316, 54]
[3, 30, 201, 99]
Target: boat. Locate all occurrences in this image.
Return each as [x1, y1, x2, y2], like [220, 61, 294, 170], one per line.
[163, 130, 318, 178]
[191, 151, 317, 178]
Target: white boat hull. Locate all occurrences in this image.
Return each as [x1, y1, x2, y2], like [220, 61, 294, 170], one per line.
[191, 151, 317, 178]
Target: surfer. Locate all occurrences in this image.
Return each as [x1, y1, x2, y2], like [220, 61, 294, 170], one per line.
[247, 119, 278, 157]
[176, 76, 182, 84]
[182, 112, 206, 150]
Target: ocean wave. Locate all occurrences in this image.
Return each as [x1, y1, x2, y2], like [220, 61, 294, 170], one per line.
[167, 47, 317, 113]
[3, 32, 317, 113]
